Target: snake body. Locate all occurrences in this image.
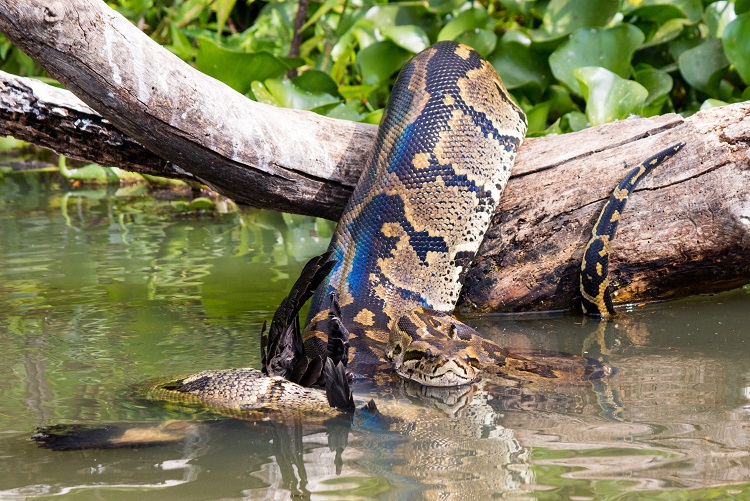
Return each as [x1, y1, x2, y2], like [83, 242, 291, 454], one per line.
[303, 41, 526, 385]
[137, 42, 683, 409]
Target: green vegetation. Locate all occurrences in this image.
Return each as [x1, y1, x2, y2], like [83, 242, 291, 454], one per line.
[1, 0, 750, 136]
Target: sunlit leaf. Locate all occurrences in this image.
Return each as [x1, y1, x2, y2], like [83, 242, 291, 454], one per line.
[213, 0, 237, 35]
[251, 78, 340, 111]
[427, 0, 466, 14]
[356, 41, 411, 86]
[166, 24, 196, 61]
[381, 25, 430, 53]
[623, 0, 702, 22]
[196, 37, 300, 94]
[679, 38, 729, 94]
[489, 37, 552, 100]
[575, 66, 648, 126]
[542, 0, 619, 36]
[437, 7, 493, 41]
[634, 67, 673, 107]
[722, 13, 750, 85]
[641, 18, 692, 48]
[549, 25, 644, 95]
[293, 70, 339, 97]
[455, 29, 497, 57]
[705, 1, 737, 38]
[524, 100, 552, 133]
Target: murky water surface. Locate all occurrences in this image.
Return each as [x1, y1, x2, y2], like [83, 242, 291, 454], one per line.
[0, 171, 749, 500]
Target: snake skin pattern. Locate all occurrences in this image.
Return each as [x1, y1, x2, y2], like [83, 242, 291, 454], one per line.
[134, 44, 684, 403]
[303, 41, 527, 378]
[580, 142, 685, 317]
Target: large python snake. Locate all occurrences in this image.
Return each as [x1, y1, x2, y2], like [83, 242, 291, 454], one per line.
[97, 42, 684, 415]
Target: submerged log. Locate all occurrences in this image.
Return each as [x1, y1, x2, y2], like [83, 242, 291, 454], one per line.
[0, 0, 749, 313]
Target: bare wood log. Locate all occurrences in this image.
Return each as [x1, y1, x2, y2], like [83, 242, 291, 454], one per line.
[0, 71, 179, 177]
[0, 0, 749, 313]
[0, 0, 372, 218]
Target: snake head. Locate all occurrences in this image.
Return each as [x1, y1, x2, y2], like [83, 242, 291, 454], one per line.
[387, 308, 482, 387]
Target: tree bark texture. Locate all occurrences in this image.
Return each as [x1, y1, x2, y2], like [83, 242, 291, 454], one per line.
[0, 0, 749, 313]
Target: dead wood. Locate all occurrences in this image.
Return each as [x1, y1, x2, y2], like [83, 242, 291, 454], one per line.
[0, 0, 749, 313]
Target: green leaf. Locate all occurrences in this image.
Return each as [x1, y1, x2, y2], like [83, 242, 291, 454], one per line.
[549, 25, 645, 95]
[564, 110, 589, 131]
[705, 1, 737, 38]
[196, 37, 299, 94]
[293, 70, 339, 97]
[213, 0, 237, 35]
[525, 101, 552, 133]
[634, 67, 673, 107]
[166, 24, 196, 61]
[489, 37, 553, 99]
[338, 84, 379, 100]
[575, 66, 648, 126]
[678, 38, 729, 94]
[542, 0, 619, 37]
[623, 0, 703, 22]
[438, 8, 493, 41]
[380, 25, 430, 54]
[722, 13, 750, 85]
[427, 0, 466, 14]
[738, 0, 750, 14]
[699, 98, 728, 110]
[356, 41, 411, 86]
[455, 29, 497, 57]
[251, 78, 340, 111]
[624, 4, 686, 24]
[641, 17, 692, 48]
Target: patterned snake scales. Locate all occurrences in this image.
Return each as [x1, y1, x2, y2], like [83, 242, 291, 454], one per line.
[144, 42, 684, 413]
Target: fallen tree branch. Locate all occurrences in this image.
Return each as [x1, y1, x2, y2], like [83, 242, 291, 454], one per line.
[0, 0, 749, 313]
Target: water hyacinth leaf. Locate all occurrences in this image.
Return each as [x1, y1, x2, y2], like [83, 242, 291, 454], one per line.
[575, 66, 648, 126]
[489, 38, 552, 99]
[381, 25, 430, 53]
[723, 14, 750, 84]
[634, 67, 673, 107]
[316, 103, 361, 120]
[362, 109, 384, 124]
[455, 29, 497, 57]
[623, 0, 703, 22]
[625, 4, 685, 24]
[293, 70, 339, 97]
[641, 17, 693, 48]
[679, 38, 729, 94]
[214, 0, 237, 35]
[549, 25, 645, 95]
[252, 78, 341, 111]
[542, 0, 619, 37]
[705, 1, 737, 38]
[428, 0, 466, 14]
[357, 41, 411, 86]
[338, 84, 379, 100]
[545, 85, 575, 118]
[167, 24, 196, 61]
[524, 100, 552, 133]
[437, 7, 493, 41]
[196, 37, 299, 94]
[564, 110, 589, 131]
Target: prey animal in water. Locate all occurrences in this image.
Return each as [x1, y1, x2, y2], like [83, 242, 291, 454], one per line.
[34, 42, 684, 443]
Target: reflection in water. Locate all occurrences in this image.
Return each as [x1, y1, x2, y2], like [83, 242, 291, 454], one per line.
[0, 172, 750, 498]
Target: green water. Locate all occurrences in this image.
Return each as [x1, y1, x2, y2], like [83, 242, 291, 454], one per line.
[1, 170, 750, 500]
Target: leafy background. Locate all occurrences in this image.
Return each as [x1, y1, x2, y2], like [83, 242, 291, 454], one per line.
[1, 0, 750, 136]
